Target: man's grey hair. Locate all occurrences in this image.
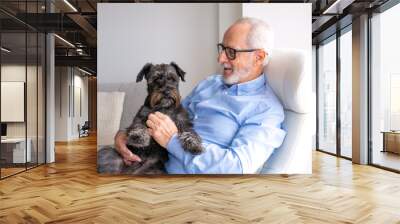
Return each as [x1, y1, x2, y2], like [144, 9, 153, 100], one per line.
[235, 17, 275, 66]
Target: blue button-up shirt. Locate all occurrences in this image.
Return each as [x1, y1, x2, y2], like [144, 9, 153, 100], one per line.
[165, 74, 286, 174]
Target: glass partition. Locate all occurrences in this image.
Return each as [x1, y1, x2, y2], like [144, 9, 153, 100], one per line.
[317, 36, 337, 155]
[1, 31, 28, 177]
[0, 1, 46, 179]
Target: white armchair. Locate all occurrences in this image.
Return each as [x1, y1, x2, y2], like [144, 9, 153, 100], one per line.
[98, 48, 313, 174]
[261, 48, 313, 174]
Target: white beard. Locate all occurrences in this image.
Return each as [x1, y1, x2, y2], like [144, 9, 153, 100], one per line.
[223, 72, 240, 85]
[222, 58, 254, 85]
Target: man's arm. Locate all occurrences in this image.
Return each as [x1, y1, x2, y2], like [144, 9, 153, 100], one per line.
[114, 130, 142, 165]
[148, 107, 286, 174]
[166, 109, 286, 174]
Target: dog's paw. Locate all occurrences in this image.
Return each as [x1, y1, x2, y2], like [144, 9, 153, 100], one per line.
[178, 131, 204, 155]
[127, 128, 151, 148]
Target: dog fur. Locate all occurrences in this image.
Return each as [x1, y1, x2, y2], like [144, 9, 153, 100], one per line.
[98, 62, 203, 174]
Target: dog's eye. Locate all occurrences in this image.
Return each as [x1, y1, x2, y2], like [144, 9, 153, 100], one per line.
[167, 77, 174, 81]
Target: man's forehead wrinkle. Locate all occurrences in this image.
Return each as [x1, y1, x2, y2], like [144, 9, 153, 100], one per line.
[223, 22, 252, 47]
[223, 33, 250, 49]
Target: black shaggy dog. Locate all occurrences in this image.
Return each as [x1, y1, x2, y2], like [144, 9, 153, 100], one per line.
[98, 62, 203, 174]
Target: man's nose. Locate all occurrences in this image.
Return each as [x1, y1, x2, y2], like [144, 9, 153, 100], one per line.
[217, 50, 228, 64]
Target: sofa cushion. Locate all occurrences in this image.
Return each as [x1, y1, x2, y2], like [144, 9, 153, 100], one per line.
[97, 91, 125, 147]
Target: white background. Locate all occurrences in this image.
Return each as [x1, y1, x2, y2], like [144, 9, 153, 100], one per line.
[98, 3, 311, 98]
[98, 3, 219, 97]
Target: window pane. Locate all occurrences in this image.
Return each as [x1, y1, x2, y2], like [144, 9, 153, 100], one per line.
[340, 29, 352, 158]
[371, 3, 400, 171]
[1, 31, 27, 177]
[318, 38, 337, 154]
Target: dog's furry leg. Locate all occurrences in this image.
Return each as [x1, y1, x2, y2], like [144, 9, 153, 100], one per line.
[178, 130, 204, 155]
[126, 126, 151, 148]
[174, 107, 204, 155]
[97, 146, 125, 174]
[126, 106, 151, 148]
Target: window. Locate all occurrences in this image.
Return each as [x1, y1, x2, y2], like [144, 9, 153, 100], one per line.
[370, 2, 400, 171]
[340, 28, 352, 158]
[317, 37, 337, 155]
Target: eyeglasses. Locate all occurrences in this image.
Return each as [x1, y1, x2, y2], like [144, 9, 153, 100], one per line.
[217, 43, 260, 60]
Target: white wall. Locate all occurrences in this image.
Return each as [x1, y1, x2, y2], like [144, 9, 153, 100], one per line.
[55, 67, 69, 141]
[98, 3, 219, 98]
[243, 3, 311, 53]
[1, 65, 39, 138]
[218, 4, 241, 42]
[55, 67, 89, 141]
[72, 74, 89, 138]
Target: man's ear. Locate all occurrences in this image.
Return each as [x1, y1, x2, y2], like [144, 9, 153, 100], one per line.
[256, 50, 266, 65]
[170, 61, 186, 82]
[136, 63, 153, 82]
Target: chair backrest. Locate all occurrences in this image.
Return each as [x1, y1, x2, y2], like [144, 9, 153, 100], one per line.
[97, 91, 126, 147]
[261, 48, 313, 174]
[82, 121, 90, 129]
[99, 82, 148, 131]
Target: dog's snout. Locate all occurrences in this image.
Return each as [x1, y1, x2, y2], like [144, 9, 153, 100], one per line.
[156, 78, 164, 85]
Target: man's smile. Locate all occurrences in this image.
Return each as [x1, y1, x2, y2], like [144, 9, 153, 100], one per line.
[223, 64, 233, 76]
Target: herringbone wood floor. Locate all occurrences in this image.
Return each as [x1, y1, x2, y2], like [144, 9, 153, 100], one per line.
[1, 134, 400, 224]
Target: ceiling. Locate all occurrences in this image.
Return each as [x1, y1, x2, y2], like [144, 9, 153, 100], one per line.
[0, 0, 393, 75]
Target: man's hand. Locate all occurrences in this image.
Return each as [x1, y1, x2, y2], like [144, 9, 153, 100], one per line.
[146, 112, 178, 148]
[114, 130, 142, 165]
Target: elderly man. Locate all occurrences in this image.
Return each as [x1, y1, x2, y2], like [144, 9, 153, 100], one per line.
[115, 17, 286, 174]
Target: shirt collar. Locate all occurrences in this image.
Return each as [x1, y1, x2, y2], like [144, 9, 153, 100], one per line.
[223, 74, 266, 96]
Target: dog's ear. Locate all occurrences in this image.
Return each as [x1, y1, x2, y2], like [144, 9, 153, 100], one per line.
[136, 63, 153, 82]
[170, 61, 186, 82]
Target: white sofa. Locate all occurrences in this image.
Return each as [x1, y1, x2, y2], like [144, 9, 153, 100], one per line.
[98, 48, 312, 174]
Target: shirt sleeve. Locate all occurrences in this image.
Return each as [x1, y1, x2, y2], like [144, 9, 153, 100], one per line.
[166, 105, 286, 174]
